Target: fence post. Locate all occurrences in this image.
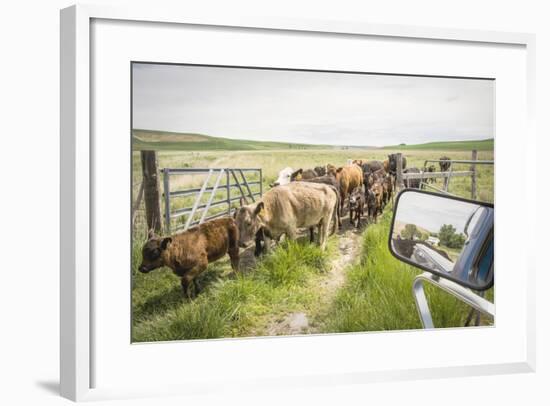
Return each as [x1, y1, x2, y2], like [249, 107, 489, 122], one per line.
[471, 149, 478, 200]
[396, 153, 405, 190]
[163, 169, 171, 234]
[140, 150, 162, 234]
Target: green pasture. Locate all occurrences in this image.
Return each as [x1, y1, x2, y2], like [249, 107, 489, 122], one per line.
[131, 138, 494, 342]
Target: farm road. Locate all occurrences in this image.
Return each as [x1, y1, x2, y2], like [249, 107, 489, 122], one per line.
[265, 219, 365, 336]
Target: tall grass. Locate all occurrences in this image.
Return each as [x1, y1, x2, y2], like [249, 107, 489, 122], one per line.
[132, 239, 334, 342]
[131, 147, 494, 340]
[322, 210, 493, 333]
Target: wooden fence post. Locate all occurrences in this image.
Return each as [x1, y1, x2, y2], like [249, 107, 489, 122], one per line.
[396, 153, 405, 190]
[140, 150, 162, 233]
[131, 181, 144, 229]
[471, 149, 478, 200]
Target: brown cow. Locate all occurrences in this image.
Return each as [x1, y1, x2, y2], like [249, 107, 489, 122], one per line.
[365, 187, 378, 223]
[313, 166, 326, 176]
[382, 173, 394, 206]
[292, 168, 318, 180]
[365, 168, 386, 189]
[234, 182, 338, 251]
[348, 186, 365, 228]
[371, 181, 385, 219]
[138, 217, 239, 298]
[327, 163, 363, 215]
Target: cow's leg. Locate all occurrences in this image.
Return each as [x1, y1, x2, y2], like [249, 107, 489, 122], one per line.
[309, 227, 315, 243]
[337, 201, 342, 228]
[181, 274, 194, 299]
[228, 223, 240, 270]
[286, 228, 297, 241]
[182, 259, 207, 299]
[228, 246, 240, 272]
[331, 202, 339, 235]
[319, 217, 329, 251]
[263, 235, 272, 254]
[356, 208, 361, 228]
[254, 228, 265, 257]
[320, 206, 334, 251]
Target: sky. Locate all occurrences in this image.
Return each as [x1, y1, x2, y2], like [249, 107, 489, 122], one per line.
[132, 63, 494, 147]
[395, 192, 483, 234]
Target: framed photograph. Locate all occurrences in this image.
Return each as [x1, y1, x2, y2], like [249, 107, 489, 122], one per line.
[60, 4, 536, 401]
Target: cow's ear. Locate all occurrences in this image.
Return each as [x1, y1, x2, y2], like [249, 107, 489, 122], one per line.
[239, 197, 248, 207]
[254, 202, 264, 217]
[160, 237, 172, 250]
[336, 167, 344, 173]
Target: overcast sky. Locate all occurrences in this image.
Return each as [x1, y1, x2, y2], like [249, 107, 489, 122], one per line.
[132, 63, 494, 147]
[395, 192, 482, 234]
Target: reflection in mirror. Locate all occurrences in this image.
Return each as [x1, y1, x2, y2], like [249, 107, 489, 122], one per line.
[390, 191, 494, 290]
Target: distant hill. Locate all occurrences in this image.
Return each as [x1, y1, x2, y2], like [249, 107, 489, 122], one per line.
[132, 129, 339, 151]
[132, 130, 493, 152]
[383, 138, 493, 151]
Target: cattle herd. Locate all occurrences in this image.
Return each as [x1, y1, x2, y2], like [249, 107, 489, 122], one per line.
[138, 154, 454, 298]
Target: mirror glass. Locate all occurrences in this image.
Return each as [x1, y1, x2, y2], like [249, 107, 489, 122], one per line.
[390, 190, 494, 290]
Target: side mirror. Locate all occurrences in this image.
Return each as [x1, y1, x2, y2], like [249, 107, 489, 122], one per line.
[389, 189, 494, 291]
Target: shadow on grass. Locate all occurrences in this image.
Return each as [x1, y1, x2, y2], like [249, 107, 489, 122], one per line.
[133, 284, 185, 322]
[133, 265, 232, 322]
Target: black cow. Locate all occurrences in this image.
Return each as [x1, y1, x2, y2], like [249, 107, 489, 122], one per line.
[387, 154, 407, 175]
[439, 156, 451, 172]
[404, 167, 421, 189]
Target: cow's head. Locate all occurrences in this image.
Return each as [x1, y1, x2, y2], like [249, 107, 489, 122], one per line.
[138, 230, 172, 273]
[387, 154, 397, 172]
[326, 164, 337, 177]
[313, 166, 326, 176]
[234, 199, 265, 248]
[271, 167, 302, 187]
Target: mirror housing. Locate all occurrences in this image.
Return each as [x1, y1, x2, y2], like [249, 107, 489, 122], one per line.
[389, 189, 494, 291]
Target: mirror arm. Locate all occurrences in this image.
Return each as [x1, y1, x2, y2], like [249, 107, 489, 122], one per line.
[412, 272, 495, 329]
[412, 276, 435, 329]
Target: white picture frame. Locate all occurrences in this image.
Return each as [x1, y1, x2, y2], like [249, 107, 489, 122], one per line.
[60, 4, 536, 402]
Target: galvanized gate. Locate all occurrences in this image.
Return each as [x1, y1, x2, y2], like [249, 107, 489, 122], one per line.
[162, 167, 262, 233]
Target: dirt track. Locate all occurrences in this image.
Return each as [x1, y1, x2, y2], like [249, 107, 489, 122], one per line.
[264, 218, 366, 336]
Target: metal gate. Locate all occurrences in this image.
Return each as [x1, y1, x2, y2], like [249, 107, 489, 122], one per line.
[394, 151, 494, 201]
[162, 167, 262, 233]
